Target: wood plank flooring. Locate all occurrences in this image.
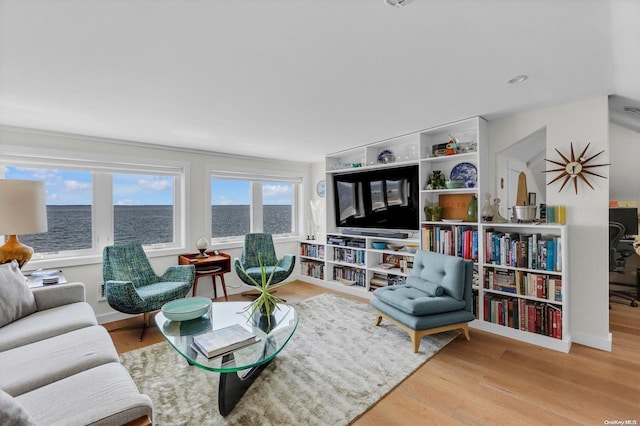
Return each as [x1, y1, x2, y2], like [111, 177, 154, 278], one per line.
[106, 281, 640, 425]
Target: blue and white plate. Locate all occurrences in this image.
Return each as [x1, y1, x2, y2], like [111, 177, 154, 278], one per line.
[450, 162, 478, 187]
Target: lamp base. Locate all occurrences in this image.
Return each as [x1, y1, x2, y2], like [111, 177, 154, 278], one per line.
[195, 249, 209, 258]
[0, 235, 34, 269]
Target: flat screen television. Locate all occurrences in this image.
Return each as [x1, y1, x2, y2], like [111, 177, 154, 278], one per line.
[332, 165, 419, 231]
[610, 207, 639, 237]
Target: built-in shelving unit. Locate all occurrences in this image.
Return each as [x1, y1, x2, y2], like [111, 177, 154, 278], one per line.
[298, 116, 571, 352]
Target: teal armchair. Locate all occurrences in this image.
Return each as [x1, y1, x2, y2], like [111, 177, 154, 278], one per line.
[371, 250, 474, 352]
[103, 243, 195, 340]
[234, 233, 295, 287]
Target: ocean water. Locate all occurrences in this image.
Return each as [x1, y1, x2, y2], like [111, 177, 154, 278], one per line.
[18, 205, 292, 254]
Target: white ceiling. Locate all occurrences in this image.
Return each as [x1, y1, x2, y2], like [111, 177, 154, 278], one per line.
[1, 0, 639, 163]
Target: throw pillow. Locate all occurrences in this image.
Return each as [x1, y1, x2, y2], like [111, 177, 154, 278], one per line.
[0, 260, 37, 328]
[0, 389, 37, 426]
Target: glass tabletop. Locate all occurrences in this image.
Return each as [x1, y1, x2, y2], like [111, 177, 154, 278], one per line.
[155, 301, 298, 373]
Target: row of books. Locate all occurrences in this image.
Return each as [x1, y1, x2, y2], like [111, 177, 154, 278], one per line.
[300, 243, 325, 260]
[300, 260, 324, 280]
[333, 266, 366, 287]
[420, 225, 479, 261]
[484, 269, 562, 302]
[483, 294, 563, 339]
[332, 247, 366, 265]
[485, 230, 562, 272]
[369, 273, 405, 291]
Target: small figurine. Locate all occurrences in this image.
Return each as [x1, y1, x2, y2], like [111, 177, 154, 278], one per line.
[445, 135, 458, 155]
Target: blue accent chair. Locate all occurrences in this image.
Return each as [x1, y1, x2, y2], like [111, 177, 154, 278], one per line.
[103, 243, 195, 340]
[371, 250, 474, 352]
[234, 233, 295, 287]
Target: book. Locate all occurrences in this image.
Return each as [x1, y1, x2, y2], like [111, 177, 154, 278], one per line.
[192, 324, 260, 358]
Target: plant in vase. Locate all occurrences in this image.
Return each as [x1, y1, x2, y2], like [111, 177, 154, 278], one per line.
[237, 256, 290, 329]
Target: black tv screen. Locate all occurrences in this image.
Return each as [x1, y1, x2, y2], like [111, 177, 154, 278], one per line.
[332, 165, 419, 231]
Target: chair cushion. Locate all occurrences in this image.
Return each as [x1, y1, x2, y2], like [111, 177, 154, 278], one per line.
[412, 251, 466, 300]
[405, 276, 444, 296]
[0, 260, 37, 328]
[373, 285, 465, 316]
[135, 281, 193, 311]
[372, 297, 475, 331]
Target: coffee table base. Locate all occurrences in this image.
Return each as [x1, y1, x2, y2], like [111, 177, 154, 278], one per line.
[218, 353, 272, 416]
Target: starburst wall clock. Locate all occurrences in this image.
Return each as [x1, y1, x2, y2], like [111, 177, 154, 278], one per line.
[544, 142, 609, 194]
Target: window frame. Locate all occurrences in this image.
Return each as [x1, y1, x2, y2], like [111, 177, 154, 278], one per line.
[209, 170, 302, 244]
[0, 153, 187, 265]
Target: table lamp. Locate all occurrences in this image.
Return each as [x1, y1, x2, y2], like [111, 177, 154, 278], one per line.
[196, 237, 209, 258]
[0, 180, 48, 268]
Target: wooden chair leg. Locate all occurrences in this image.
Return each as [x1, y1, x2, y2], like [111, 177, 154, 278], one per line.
[219, 274, 229, 301]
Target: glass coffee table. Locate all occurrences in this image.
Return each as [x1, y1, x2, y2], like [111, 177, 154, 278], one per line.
[155, 301, 298, 416]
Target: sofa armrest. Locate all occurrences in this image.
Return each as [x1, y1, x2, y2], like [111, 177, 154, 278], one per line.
[32, 282, 86, 311]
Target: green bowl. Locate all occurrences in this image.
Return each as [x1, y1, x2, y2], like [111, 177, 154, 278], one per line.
[161, 297, 211, 321]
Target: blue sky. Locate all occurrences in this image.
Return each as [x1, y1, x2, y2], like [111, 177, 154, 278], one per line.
[5, 168, 293, 206]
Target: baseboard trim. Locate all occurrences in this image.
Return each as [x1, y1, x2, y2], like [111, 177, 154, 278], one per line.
[571, 331, 612, 352]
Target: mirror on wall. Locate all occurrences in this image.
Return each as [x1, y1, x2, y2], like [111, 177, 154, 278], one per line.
[609, 95, 640, 204]
[494, 128, 546, 221]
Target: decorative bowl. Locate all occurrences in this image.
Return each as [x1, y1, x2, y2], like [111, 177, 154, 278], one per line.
[445, 180, 465, 189]
[161, 297, 211, 321]
[387, 244, 404, 251]
[372, 241, 387, 249]
[405, 244, 419, 253]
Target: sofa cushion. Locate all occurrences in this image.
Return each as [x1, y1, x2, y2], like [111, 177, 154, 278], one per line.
[0, 260, 37, 328]
[16, 363, 153, 426]
[0, 326, 119, 396]
[0, 301, 96, 352]
[0, 389, 37, 426]
[373, 284, 466, 316]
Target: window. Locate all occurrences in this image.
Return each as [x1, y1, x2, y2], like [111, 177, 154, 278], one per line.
[1, 157, 184, 260]
[211, 175, 299, 241]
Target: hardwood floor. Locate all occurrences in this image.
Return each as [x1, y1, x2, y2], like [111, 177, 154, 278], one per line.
[106, 281, 640, 425]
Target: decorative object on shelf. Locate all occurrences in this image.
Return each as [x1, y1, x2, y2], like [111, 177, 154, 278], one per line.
[544, 142, 609, 194]
[492, 198, 508, 223]
[404, 243, 419, 253]
[450, 162, 478, 188]
[428, 170, 446, 189]
[387, 244, 404, 251]
[512, 206, 537, 223]
[196, 237, 209, 258]
[372, 241, 387, 249]
[378, 149, 395, 164]
[431, 142, 448, 157]
[445, 180, 465, 189]
[445, 135, 458, 155]
[481, 193, 494, 222]
[425, 205, 442, 221]
[466, 195, 478, 222]
[0, 180, 48, 268]
[315, 180, 326, 197]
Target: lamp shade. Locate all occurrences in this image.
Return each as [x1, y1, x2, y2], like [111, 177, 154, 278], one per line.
[0, 180, 48, 235]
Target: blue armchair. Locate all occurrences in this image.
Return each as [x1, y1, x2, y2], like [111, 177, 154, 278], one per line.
[103, 243, 195, 340]
[371, 250, 474, 352]
[234, 233, 295, 287]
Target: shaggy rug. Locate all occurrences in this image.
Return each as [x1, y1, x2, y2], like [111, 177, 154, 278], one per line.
[120, 293, 457, 425]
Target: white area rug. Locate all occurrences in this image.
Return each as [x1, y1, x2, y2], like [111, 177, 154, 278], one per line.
[120, 293, 457, 425]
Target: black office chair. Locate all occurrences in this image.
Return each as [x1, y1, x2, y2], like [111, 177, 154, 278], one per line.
[609, 222, 639, 307]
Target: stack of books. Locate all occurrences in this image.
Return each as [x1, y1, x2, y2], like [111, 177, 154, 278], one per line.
[192, 324, 260, 359]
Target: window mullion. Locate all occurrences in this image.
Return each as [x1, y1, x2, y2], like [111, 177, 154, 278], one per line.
[93, 172, 113, 252]
[252, 181, 263, 233]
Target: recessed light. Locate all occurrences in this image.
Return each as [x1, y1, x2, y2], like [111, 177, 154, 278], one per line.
[623, 106, 640, 115]
[507, 75, 528, 84]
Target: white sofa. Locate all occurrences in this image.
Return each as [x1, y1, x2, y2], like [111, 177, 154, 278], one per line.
[0, 279, 153, 426]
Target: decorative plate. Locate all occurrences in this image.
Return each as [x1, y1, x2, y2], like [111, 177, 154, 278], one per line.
[315, 180, 326, 197]
[161, 297, 211, 321]
[450, 162, 478, 186]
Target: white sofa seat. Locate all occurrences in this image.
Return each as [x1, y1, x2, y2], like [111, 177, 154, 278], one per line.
[0, 326, 119, 396]
[15, 363, 153, 426]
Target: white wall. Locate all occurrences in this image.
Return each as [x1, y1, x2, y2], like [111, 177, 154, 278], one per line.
[489, 96, 611, 350]
[0, 127, 311, 322]
[610, 122, 640, 203]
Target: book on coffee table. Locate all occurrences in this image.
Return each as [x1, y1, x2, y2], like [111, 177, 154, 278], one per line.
[192, 324, 260, 358]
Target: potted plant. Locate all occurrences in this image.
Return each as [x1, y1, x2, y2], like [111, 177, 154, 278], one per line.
[237, 256, 290, 329]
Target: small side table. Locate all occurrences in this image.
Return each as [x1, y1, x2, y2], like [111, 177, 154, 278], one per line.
[26, 270, 68, 288]
[178, 251, 231, 300]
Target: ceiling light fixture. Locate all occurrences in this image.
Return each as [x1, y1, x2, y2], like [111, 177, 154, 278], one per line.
[507, 75, 528, 84]
[385, 0, 411, 7]
[623, 106, 640, 115]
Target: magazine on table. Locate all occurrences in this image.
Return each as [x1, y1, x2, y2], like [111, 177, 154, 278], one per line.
[192, 324, 260, 358]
